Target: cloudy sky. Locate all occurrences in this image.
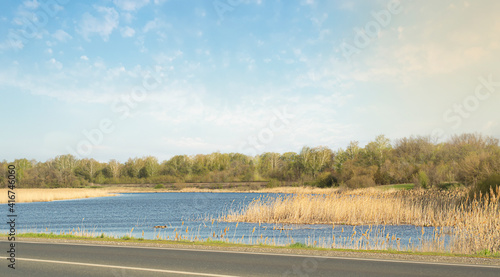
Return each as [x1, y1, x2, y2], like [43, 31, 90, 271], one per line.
[1, 0, 499, 162]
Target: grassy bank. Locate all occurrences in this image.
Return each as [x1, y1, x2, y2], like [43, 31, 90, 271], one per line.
[0, 188, 116, 203]
[222, 187, 500, 254]
[3, 232, 499, 259]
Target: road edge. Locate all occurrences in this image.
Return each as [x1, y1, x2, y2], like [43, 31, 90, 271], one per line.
[9, 236, 500, 267]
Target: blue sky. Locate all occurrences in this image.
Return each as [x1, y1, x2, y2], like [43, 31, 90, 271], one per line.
[1, 0, 499, 162]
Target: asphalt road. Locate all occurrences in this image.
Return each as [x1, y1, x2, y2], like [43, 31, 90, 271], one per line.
[1, 241, 500, 277]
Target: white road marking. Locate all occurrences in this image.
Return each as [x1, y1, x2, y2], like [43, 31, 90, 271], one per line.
[9, 240, 500, 269]
[3, 257, 240, 277]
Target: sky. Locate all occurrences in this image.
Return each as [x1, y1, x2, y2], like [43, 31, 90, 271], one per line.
[1, 0, 499, 162]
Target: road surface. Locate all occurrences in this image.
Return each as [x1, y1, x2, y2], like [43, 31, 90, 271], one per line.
[1, 241, 499, 276]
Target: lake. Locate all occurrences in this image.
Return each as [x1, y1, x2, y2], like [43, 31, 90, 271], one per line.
[0, 192, 450, 250]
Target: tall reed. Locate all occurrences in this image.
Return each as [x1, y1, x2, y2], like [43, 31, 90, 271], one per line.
[222, 187, 500, 254]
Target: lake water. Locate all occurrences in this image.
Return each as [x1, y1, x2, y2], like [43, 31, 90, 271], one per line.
[0, 192, 450, 250]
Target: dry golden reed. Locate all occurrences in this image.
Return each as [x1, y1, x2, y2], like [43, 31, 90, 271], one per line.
[223, 186, 500, 254]
[0, 188, 116, 203]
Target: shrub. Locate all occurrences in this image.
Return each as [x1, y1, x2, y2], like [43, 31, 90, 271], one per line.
[313, 171, 337, 188]
[345, 175, 376, 188]
[154, 184, 165, 189]
[468, 174, 500, 200]
[289, 242, 309, 248]
[414, 170, 430, 189]
[266, 179, 281, 188]
[435, 182, 462, 190]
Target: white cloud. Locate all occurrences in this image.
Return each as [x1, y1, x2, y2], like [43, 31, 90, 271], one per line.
[23, 0, 40, 9]
[0, 60, 149, 105]
[52, 29, 72, 42]
[0, 39, 24, 51]
[335, 0, 500, 81]
[5, 0, 57, 47]
[153, 50, 183, 64]
[195, 8, 206, 18]
[47, 58, 62, 70]
[78, 6, 119, 41]
[121, 12, 134, 23]
[113, 0, 149, 11]
[120, 26, 135, 37]
[338, 1, 355, 10]
[162, 137, 212, 149]
[143, 18, 170, 33]
[143, 20, 157, 33]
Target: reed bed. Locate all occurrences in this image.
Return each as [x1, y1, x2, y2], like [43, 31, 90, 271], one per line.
[222, 187, 500, 254]
[0, 188, 116, 203]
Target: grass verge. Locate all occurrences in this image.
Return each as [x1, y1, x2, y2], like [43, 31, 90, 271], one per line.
[2, 232, 499, 259]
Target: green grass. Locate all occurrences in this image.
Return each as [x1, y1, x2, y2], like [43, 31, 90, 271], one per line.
[436, 182, 464, 190]
[154, 184, 165, 189]
[288, 242, 312, 249]
[2, 232, 499, 259]
[378, 183, 415, 190]
[14, 232, 83, 239]
[476, 249, 500, 258]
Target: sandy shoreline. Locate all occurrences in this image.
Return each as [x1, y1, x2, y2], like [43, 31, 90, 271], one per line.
[0, 186, 296, 204]
[0, 188, 117, 204]
[0, 186, 391, 204]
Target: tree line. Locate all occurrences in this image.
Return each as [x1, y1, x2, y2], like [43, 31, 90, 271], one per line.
[1, 133, 499, 189]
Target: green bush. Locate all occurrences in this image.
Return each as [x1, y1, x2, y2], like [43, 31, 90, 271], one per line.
[415, 170, 430, 189]
[313, 171, 337, 188]
[154, 184, 165, 189]
[266, 179, 280, 188]
[345, 175, 376, 188]
[469, 174, 500, 200]
[435, 182, 462, 190]
[289, 242, 309, 248]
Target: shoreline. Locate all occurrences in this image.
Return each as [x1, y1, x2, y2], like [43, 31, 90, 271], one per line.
[0, 185, 402, 204]
[2, 234, 499, 266]
[0, 186, 317, 204]
[0, 188, 117, 204]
